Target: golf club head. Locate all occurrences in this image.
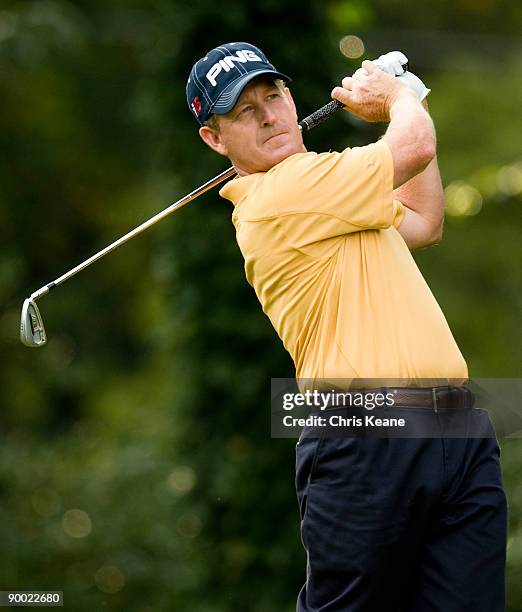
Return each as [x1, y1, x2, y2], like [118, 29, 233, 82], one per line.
[20, 298, 47, 347]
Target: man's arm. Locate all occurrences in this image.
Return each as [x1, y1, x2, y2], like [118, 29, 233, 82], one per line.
[332, 61, 443, 249]
[394, 157, 444, 250]
[393, 102, 445, 250]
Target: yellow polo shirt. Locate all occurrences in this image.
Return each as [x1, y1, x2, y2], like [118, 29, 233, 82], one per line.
[219, 140, 468, 386]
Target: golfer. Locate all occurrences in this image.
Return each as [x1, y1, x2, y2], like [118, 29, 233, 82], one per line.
[187, 43, 507, 611]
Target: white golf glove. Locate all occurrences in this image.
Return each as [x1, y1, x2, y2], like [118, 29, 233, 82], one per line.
[373, 50, 431, 101]
[373, 51, 408, 76]
[397, 71, 431, 101]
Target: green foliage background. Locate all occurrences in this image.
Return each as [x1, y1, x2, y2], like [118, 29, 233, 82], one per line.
[0, 1, 521, 610]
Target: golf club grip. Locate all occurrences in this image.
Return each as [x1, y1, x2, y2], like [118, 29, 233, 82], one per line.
[299, 99, 344, 133]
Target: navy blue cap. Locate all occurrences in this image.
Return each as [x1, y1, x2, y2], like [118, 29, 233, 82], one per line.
[186, 42, 291, 126]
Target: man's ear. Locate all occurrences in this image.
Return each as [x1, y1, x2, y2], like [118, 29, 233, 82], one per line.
[199, 125, 228, 157]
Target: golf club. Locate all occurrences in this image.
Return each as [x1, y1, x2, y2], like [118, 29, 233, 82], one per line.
[20, 99, 344, 347]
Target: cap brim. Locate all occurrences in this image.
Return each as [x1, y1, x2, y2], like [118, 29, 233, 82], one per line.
[211, 69, 291, 115]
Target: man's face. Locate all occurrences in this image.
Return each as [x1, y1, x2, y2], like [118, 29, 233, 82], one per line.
[199, 77, 306, 175]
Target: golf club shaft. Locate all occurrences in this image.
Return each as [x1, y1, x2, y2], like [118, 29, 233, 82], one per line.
[30, 165, 237, 300]
[30, 99, 344, 301]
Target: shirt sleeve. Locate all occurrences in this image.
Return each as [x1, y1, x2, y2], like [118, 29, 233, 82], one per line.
[270, 140, 402, 248]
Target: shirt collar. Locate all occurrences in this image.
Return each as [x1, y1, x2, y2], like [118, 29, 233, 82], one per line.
[219, 172, 264, 206]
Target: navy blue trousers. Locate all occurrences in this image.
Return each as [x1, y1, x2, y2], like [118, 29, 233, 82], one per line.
[295, 407, 507, 611]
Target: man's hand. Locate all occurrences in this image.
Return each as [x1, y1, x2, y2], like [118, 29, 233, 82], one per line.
[331, 60, 414, 123]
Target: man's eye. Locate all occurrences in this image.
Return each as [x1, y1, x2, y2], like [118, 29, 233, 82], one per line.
[240, 105, 253, 114]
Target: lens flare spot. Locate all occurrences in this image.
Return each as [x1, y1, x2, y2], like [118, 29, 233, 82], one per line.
[94, 565, 126, 594]
[62, 509, 92, 538]
[339, 35, 365, 59]
[176, 513, 202, 539]
[167, 466, 196, 493]
[444, 181, 483, 216]
[497, 163, 522, 196]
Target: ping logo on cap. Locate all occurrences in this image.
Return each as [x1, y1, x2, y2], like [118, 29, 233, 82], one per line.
[206, 49, 263, 86]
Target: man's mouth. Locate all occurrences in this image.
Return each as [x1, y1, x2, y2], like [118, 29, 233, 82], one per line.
[264, 131, 287, 144]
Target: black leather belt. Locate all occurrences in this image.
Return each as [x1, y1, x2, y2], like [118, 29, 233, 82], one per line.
[313, 386, 475, 412]
[385, 386, 474, 411]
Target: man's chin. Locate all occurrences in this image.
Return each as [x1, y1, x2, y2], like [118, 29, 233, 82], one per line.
[264, 143, 301, 169]
[235, 142, 303, 174]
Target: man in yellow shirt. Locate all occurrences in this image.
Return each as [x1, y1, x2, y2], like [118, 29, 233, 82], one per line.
[187, 43, 507, 611]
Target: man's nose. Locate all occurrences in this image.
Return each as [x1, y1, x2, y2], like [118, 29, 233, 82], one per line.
[257, 104, 277, 126]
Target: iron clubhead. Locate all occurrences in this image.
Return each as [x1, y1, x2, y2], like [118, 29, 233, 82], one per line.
[20, 298, 47, 347]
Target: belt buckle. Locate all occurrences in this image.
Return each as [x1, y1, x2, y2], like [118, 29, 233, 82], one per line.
[462, 386, 474, 410]
[431, 387, 439, 413]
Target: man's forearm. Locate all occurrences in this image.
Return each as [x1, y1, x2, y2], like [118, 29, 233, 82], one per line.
[394, 102, 445, 247]
[383, 91, 436, 189]
[394, 155, 444, 226]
